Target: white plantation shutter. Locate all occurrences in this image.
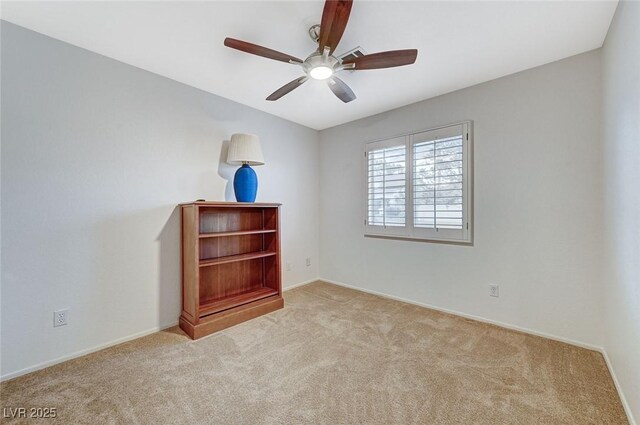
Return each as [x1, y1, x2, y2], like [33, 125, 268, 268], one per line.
[413, 133, 464, 229]
[364, 122, 472, 243]
[366, 136, 408, 234]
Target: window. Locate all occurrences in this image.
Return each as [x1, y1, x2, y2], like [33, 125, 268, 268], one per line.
[365, 122, 473, 244]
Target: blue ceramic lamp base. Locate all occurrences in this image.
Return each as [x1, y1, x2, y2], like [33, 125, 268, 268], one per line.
[233, 163, 258, 202]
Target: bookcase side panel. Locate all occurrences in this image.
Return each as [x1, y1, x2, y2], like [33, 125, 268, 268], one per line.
[181, 205, 199, 322]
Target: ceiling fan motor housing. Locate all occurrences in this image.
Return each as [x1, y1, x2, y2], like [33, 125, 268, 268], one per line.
[303, 52, 340, 78]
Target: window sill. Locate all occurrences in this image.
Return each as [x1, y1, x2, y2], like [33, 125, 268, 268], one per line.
[364, 233, 473, 246]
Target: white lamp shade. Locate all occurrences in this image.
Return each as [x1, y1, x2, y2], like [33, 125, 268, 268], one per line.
[226, 133, 264, 166]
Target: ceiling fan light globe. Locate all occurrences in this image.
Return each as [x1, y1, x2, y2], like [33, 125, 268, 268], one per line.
[309, 66, 333, 80]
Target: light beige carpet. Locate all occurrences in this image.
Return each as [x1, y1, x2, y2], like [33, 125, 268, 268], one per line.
[0, 281, 628, 424]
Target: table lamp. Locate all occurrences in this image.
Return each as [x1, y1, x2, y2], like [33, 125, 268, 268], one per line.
[226, 133, 264, 202]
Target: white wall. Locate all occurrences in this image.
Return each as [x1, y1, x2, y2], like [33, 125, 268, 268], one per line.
[602, 1, 640, 423]
[319, 50, 604, 348]
[0, 22, 319, 379]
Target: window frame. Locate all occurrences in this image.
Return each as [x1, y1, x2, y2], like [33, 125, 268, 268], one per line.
[363, 121, 473, 245]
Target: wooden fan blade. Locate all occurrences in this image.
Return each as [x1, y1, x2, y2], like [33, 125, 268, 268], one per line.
[318, 0, 353, 55]
[224, 38, 303, 64]
[327, 76, 356, 103]
[342, 49, 418, 70]
[266, 77, 308, 101]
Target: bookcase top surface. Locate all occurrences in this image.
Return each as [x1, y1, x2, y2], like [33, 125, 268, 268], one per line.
[179, 201, 281, 207]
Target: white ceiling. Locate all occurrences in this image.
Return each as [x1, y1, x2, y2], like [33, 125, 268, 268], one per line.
[1, 1, 617, 130]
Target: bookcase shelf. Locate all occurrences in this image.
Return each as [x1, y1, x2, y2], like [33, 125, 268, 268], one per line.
[199, 287, 278, 317]
[179, 201, 283, 339]
[199, 250, 277, 267]
[199, 229, 276, 239]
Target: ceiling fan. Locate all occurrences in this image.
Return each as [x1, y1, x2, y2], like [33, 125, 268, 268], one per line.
[223, 0, 418, 103]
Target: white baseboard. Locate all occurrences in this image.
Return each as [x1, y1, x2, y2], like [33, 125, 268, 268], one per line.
[0, 321, 178, 382]
[318, 278, 602, 351]
[601, 350, 637, 425]
[283, 277, 320, 291]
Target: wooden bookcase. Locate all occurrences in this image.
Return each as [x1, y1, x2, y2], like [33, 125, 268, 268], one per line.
[179, 201, 283, 339]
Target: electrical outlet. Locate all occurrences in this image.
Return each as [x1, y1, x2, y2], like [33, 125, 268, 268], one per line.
[286, 262, 292, 272]
[53, 309, 68, 327]
[306, 257, 311, 267]
[489, 284, 499, 298]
